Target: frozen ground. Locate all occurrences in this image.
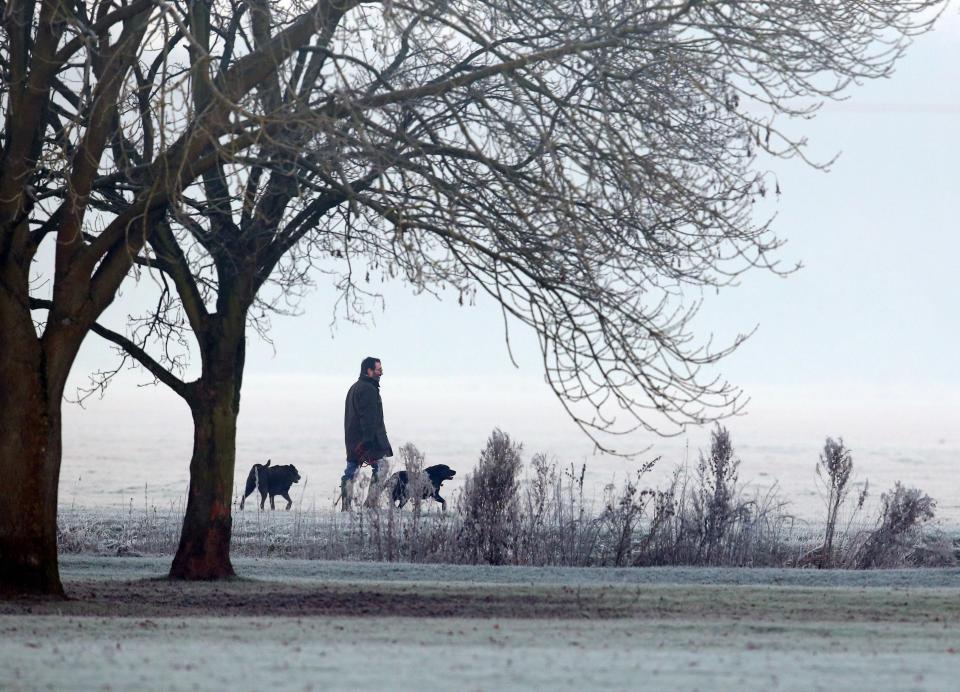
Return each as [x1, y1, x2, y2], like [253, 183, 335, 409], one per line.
[2, 557, 960, 691]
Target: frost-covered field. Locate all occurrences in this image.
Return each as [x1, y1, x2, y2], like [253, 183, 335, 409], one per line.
[2, 557, 960, 691]
[59, 375, 960, 523]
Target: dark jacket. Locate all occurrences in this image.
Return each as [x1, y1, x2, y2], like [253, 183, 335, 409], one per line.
[344, 375, 393, 461]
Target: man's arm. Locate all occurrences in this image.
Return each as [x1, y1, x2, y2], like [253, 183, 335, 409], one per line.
[355, 385, 382, 452]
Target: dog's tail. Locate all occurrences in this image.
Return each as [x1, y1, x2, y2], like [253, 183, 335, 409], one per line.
[244, 465, 262, 497]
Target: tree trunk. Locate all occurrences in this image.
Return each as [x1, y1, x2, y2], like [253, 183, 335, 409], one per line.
[168, 321, 245, 580]
[0, 291, 64, 597]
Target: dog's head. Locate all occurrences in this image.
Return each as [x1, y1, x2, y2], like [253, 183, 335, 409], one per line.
[425, 464, 456, 485]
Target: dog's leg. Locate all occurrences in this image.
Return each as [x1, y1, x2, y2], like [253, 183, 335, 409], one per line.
[260, 491, 267, 510]
[340, 478, 353, 512]
[282, 492, 293, 510]
[270, 494, 276, 510]
[434, 491, 446, 512]
[389, 476, 403, 509]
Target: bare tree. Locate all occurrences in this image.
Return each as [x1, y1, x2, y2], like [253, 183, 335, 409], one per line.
[0, 0, 363, 595]
[92, 0, 943, 579]
[5, 0, 943, 591]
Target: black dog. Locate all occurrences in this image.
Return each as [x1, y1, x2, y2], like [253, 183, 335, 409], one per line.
[239, 459, 301, 510]
[386, 464, 456, 510]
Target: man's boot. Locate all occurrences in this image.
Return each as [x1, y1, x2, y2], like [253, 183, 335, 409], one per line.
[340, 478, 352, 512]
[364, 460, 387, 509]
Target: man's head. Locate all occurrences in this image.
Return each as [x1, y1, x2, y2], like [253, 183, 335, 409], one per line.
[360, 356, 383, 381]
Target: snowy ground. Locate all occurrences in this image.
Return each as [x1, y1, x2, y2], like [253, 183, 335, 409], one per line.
[2, 557, 959, 691]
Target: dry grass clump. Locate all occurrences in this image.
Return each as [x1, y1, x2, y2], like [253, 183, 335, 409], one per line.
[517, 453, 556, 564]
[600, 459, 658, 567]
[57, 430, 956, 569]
[796, 437, 867, 568]
[58, 492, 183, 556]
[397, 441, 429, 560]
[850, 483, 942, 568]
[815, 437, 855, 567]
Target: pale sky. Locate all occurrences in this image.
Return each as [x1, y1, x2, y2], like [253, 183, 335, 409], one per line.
[66, 11, 960, 479]
[257, 14, 960, 386]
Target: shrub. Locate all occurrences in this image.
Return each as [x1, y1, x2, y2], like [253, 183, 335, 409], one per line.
[691, 425, 741, 563]
[458, 429, 522, 565]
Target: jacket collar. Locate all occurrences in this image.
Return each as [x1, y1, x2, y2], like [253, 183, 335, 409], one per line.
[359, 374, 380, 389]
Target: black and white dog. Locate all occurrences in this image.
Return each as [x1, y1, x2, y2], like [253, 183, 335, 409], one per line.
[385, 464, 456, 510]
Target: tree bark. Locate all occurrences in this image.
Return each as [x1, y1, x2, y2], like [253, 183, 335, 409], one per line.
[168, 319, 245, 580]
[0, 287, 64, 597]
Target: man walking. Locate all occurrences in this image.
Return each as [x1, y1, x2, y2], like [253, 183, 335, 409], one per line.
[340, 357, 393, 511]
